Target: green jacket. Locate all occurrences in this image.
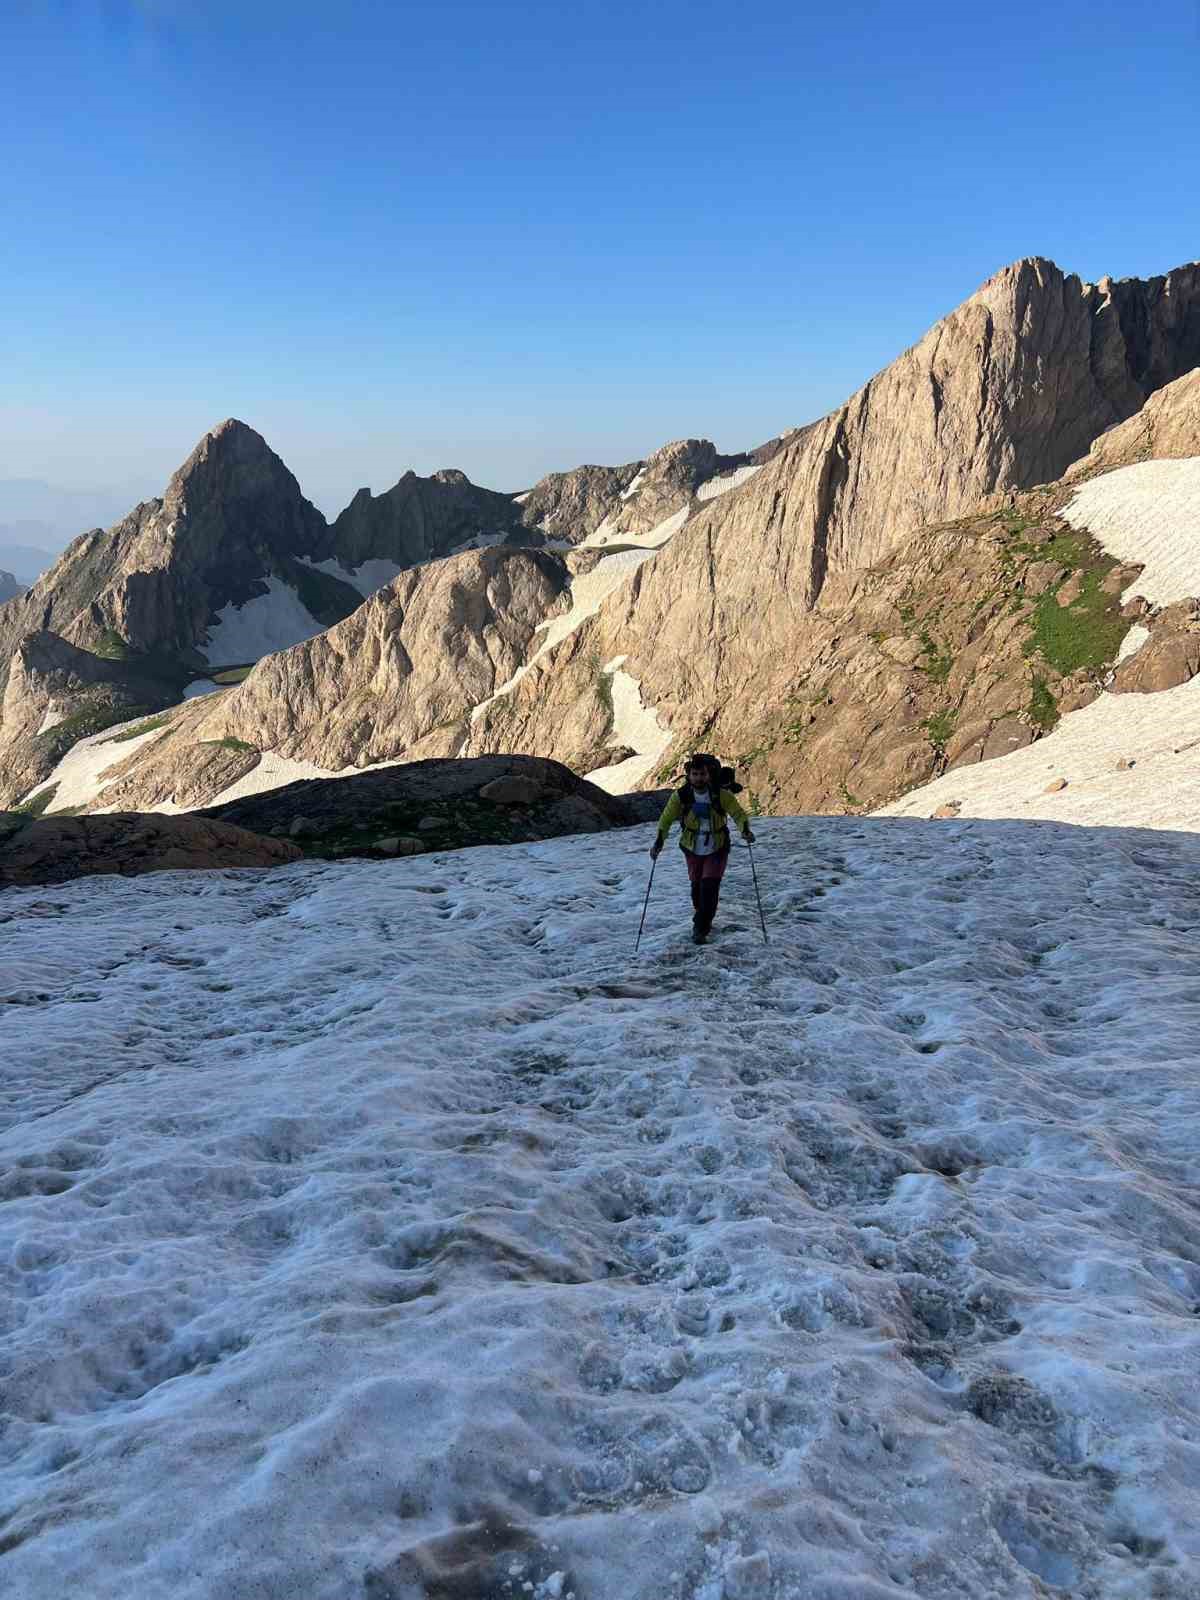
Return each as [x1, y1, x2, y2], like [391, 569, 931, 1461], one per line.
[656, 786, 751, 853]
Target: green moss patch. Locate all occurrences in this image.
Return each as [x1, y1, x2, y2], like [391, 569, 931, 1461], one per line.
[12, 784, 58, 818]
[1029, 573, 1128, 675]
[102, 713, 174, 744]
[211, 665, 254, 685]
[35, 703, 151, 755]
[201, 737, 258, 753]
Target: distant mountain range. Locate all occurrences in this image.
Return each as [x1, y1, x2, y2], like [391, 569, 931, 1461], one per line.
[2, 255, 1198, 822]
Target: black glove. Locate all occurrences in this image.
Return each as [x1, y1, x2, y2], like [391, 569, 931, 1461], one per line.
[743, 828, 755, 844]
[649, 840, 662, 859]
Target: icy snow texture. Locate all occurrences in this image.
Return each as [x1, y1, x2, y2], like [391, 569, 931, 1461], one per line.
[182, 679, 219, 699]
[1061, 458, 1200, 605]
[200, 578, 326, 666]
[2, 818, 1198, 1598]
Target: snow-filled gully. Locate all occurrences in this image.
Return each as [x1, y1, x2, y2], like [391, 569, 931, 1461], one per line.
[2, 816, 1198, 1598]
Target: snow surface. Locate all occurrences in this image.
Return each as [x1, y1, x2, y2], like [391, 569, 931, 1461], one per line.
[586, 655, 672, 794]
[620, 469, 647, 500]
[2, 818, 1198, 1597]
[200, 579, 327, 667]
[182, 679, 219, 699]
[877, 675, 1200, 830]
[1062, 459, 1200, 605]
[582, 506, 690, 551]
[695, 465, 761, 503]
[19, 716, 166, 812]
[298, 557, 406, 599]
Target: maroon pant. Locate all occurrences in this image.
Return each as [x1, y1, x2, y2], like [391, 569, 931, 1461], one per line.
[684, 845, 729, 932]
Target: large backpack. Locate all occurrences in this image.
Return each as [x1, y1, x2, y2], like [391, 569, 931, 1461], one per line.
[676, 754, 743, 811]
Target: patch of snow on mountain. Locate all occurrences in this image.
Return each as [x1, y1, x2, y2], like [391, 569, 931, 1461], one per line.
[1062, 457, 1200, 604]
[182, 678, 219, 699]
[199, 750, 385, 811]
[36, 707, 65, 735]
[298, 557, 405, 598]
[470, 548, 660, 724]
[1117, 624, 1151, 663]
[877, 673, 1200, 829]
[581, 505, 690, 551]
[586, 655, 672, 793]
[695, 463, 761, 502]
[19, 716, 166, 812]
[2, 817, 1198, 1597]
[513, 490, 532, 504]
[200, 578, 326, 667]
[620, 468, 646, 500]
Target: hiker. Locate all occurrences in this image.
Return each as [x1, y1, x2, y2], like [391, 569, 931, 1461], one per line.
[650, 753, 755, 943]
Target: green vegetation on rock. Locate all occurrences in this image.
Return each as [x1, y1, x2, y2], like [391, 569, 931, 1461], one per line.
[103, 713, 173, 744]
[93, 629, 132, 660]
[1029, 675, 1059, 732]
[201, 737, 258, 753]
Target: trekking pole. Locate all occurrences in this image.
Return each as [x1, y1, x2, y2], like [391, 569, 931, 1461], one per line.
[747, 839, 769, 944]
[634, 853, 658, 953]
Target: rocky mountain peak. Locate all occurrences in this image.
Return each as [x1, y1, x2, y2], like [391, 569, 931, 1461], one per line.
[0, 570, 21, 604]
[163, 417, 309, 520]
[431, 468, 471, 486]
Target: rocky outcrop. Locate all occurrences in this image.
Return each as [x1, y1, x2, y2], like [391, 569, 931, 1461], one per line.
[323, 468, 529, 568]
[0, 631, 190, 806]
[198, 755, 645, 856]
[0, 810, 300, 888]
[0, 571, 21, 604]
[518, 438, 758, 544]
[190, 546, 571, 770]
[517, 460, 643, 542]
[1112, 601, 1200, 693]
[459, 258, 1200, 790]
[0, 421, 333, 677]
[1066, 367, 1200, 476]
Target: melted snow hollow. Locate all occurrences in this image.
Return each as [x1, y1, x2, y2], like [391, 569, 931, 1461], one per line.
[2, 817, 1198, 1598]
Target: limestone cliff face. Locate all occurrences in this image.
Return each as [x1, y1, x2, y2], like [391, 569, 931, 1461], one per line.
[0, 630, 182, 805]
[323, 468, 529, 568]
[194, 547, 572, 769]
[518, 438, 758, 544]
[554, 258, 1200, 736]
[1066, 367, 1200, 476]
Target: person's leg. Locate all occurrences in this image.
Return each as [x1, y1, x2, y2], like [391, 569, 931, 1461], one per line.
[696, 848, 730, 934]
[683, 851, 702, 915]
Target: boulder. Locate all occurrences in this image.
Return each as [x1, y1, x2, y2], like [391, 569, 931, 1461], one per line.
[931, 801, 962, 819]
[1045, 778, 1068, 792]
[376, 836, 423, 856]
[1112, 632, 1200, 694]
[0, 812, 300, 889]
[478, 775, 546, 805]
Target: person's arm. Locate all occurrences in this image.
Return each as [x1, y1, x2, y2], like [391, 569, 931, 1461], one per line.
[720, 790, 755, 839]
[651, 792, 681, 854]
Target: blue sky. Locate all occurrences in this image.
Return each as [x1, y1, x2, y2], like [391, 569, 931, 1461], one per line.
[2, 0, 1197, 520]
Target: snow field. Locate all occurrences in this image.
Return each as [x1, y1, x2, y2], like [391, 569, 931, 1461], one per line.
[298, 556, 407, 598]
[19, 715, 168, 811]
[877, 674, 1200, 830]
[1061, 458, 1200, 606]
[1, 817, 1198, 1597]
[200, 577, 328, 667]
[582, 505, 690, 550]
[585, 655, 672, 794]
[695, 465, 761, 503]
